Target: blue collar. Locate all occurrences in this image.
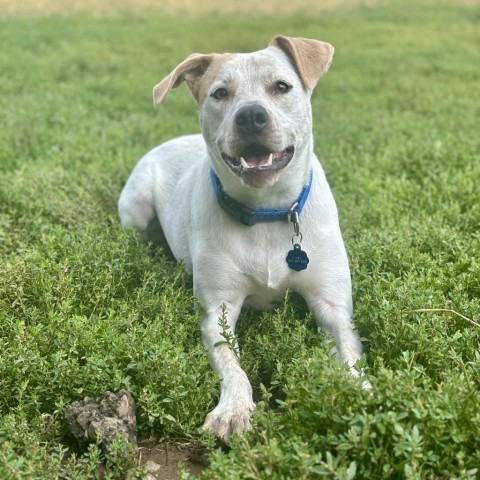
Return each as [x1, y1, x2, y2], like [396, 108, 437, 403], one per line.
[210, 168, 313, 227]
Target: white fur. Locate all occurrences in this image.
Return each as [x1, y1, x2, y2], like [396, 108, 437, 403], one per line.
[118, 39, 366, 441]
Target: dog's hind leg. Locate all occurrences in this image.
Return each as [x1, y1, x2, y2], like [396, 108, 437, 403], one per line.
[118, 157, 166, 245]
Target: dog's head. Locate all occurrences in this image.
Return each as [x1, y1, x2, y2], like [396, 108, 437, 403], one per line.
[153, 36, 334, 189]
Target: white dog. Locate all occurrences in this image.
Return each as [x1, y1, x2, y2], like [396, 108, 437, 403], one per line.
[118, 36, 365, 441]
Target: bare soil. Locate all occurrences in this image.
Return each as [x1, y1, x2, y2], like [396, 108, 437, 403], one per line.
[138, 439, 207, 479]
[1, 0, 474, 17]
[0, 0, 392, 16]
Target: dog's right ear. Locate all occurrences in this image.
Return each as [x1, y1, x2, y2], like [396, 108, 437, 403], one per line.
[153, 54, 212, 106]
[153, 53, 231, 106]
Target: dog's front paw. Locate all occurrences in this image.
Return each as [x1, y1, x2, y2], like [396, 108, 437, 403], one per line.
[203, 400, 255, 442]
[348, 365, 372, 390]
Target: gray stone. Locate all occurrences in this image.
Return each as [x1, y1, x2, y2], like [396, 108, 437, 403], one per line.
[65, 390, 137, 454]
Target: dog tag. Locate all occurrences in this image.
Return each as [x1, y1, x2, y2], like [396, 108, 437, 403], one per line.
[286, 244, 309, 271]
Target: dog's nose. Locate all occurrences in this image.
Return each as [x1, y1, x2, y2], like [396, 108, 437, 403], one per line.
[235, 105, 269, 135]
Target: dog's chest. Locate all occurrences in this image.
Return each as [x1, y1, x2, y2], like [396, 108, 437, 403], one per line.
[229, 226, 299, 306]
[243, 261, 287, 309]
[248, 248, 286, 288]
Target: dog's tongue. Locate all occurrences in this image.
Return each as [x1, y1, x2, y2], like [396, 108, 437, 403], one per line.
[240, 144, 272, 168]
[243, 153, 271, 167]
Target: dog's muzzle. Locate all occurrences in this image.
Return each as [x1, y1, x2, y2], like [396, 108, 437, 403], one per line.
[220, 104, 295, 183]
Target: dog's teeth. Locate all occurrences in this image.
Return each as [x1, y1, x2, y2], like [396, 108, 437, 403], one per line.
[266, 153, 273, 166]
[240, 157, 249, 169]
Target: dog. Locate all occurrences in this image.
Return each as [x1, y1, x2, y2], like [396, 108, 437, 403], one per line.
[118, 36, 366, 441]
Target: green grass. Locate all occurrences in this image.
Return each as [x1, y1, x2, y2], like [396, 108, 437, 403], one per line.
[1, 1, 479, 478]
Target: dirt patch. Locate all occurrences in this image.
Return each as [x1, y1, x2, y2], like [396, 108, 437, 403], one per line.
[139, 439, 207, 479]
[2, 0, 476, 17]
[0, 0, 392, 16]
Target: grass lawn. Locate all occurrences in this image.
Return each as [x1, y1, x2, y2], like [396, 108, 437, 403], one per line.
[0, 0, 479, 478]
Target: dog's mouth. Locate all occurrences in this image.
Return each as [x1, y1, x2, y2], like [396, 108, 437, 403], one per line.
[221, 144, 295, 174]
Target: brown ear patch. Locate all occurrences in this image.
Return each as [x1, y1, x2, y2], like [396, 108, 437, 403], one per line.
[269, 35, 334, 90]
[193, 53, 235, 104]
[153, 53, 234, 106]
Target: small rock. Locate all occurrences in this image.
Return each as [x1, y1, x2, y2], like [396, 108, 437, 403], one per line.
[65, 390, 137, 454]
[144, 461, 162, 473]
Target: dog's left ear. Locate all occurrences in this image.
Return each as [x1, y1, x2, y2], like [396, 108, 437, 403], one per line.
[269, 36, 334, 90]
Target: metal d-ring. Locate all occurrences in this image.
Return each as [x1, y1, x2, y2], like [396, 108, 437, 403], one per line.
[288, 202, 300, 236]
[292, 232, 303, 245]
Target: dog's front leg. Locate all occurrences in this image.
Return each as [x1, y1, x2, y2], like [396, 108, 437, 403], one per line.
[309, 296, 362, 366]
[302, 283, 370, 382]
[200, 301, 255, 441]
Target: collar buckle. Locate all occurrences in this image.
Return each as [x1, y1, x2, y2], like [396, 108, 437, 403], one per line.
[219, 190, 257, 226]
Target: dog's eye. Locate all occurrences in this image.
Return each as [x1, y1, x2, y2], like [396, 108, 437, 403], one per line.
[274, 81, 292, 94]
[211, 87, 228, 100]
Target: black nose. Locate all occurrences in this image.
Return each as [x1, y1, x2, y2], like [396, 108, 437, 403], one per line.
[235, 104, 269, 135]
